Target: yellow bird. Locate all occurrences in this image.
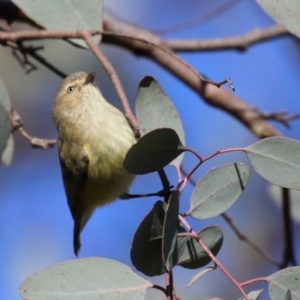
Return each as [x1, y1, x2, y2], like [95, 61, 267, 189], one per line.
[52, 72, 136, 255]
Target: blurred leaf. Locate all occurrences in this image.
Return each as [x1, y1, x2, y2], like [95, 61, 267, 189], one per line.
[124, 128, 185, 175]
[0, 80, 12, 161]
[0, 79, 12, 111]
[268, 184, 300, 224]
[177, 226, 223, 269]
[245, 137, 300, 190]
[268, 267, 300, 300]
[188, 163, 249, 219]
[0, 103, 12, 159]
[256, 0, 300, 38]
[131, 201, 167, 277]
[186, 266, 215, 288]
[12, 0, 103, 47]
[136, 76, 185, 168]
[1, 134, 14, 165]
[163, 190, 180, 271]
[238, 290, 263, 300]
[20, 257, 150, 300]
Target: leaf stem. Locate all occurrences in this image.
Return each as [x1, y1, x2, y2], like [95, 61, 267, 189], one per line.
[179, 215, 250, 300]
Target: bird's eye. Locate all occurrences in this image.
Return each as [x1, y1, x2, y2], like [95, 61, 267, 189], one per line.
[67, 86, 75, 94]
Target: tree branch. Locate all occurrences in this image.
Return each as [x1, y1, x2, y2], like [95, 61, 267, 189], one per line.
[166, 25, 289, 52]
[81, 31, 139, 132]
[102, 16, 281, 139]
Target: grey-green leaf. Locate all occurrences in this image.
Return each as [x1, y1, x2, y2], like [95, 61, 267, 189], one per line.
[0, 79, 12, 111]
[124, 128, 185, 175]
[0, 80, 12, 160]
[163, 190, 180, 271]
[177, 226, 223, 269]
[256, 0, 300, 38]
[187, 163, 249, 219]
[0, 103, 12, 159]
[238, 290, 263, 300]
[186, 266, 215, 288]
[135, 76, 185, 168]
[268, 267, 300, 300]
[20, 258, 151, 300]
[131, 201, 167, 277]
[12, 0, 103, 47]
[1, 134, 14, 165]
[245, 137, 300, 190]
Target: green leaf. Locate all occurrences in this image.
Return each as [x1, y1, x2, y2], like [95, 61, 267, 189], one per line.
[177, 226, 223, 269]
[245, 137, 300, 190]
[20, 258, 151, 300]
[238, 290, 263, 300]
[256, 0, 300, 38]
[267, 267, 300, 300]
[268, 185, 300, 224]
[163, 190, 180, 271]
[131, 201, 167, 277]
[124, 128, 185, 175]
[12, 0, 103, 47]
[186, 266, 215, 288]
[187, 163, 249, 219]
[135, 76, 185, 168]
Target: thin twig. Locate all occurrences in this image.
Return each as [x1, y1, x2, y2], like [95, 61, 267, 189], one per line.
[9, 110, 56, 149]
[81, 31, 139, 133]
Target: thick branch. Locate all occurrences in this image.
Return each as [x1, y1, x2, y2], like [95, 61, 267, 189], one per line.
[166, 25, 289, 52]
[103, 16, 280, 139]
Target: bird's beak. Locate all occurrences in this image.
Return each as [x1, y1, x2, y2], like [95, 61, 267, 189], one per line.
[84, 72, 96, 85]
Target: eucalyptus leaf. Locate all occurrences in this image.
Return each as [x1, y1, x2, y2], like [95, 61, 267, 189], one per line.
[124, 128, 185, 175]
[1, 134, 14, 165]
[238, 289, 263, 300]
[12, 0, 103, 47]
[267, 267, 300, 300]
[0, 103, 12, 159]
[256, 0, 300, 38]
[136, 76, 185, 168]
[245, 137, 300, 190]
[186, 266, 215, 288]
[163, 190, 180, 271]
[0, 79, 12, 111]
[177, 226, 223, 269]
[130, 201, 167, 277]
[20, 258, 151, 300]
[188, 163, 249, 219]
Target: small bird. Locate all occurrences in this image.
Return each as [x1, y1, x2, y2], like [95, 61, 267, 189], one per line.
[52, 72, 136, 256]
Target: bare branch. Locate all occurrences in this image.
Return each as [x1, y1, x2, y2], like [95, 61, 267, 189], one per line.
[166, 25, 289, 52]
[81, 31, 139, 133]
[9, 110, 56, 150]
[103, 16, 281, 139]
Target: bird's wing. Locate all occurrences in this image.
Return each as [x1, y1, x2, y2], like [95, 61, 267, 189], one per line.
[59, 145, 89, 220]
